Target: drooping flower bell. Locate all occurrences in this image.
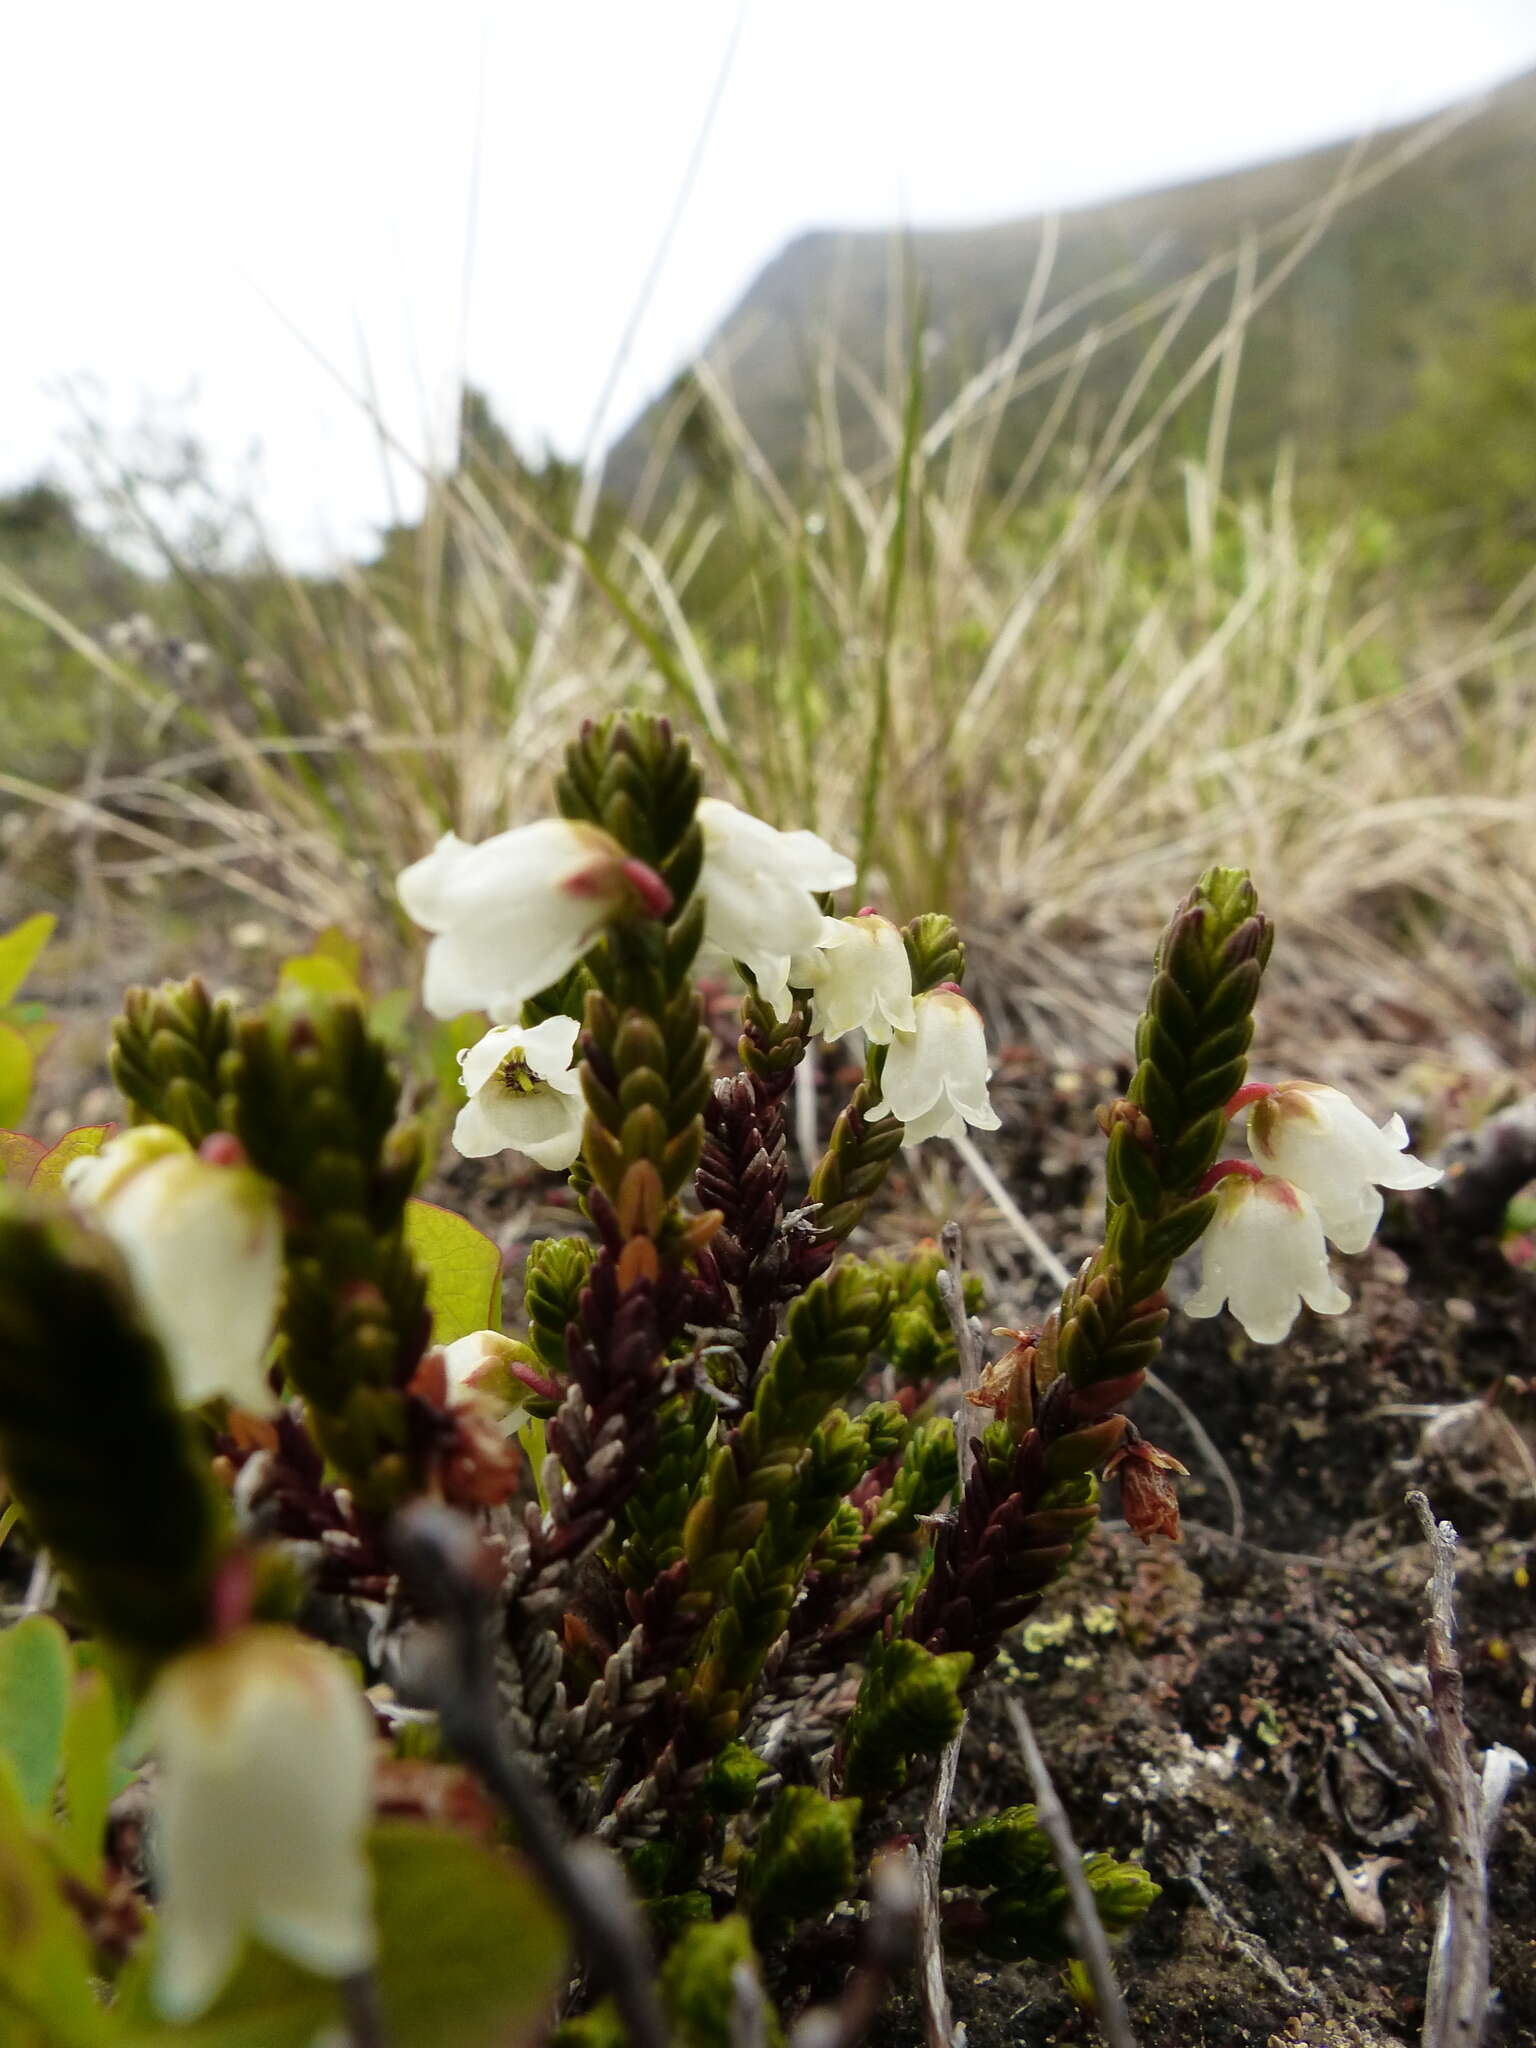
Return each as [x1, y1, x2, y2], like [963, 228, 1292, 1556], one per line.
[452, 1014, 585, 1168]
[868, 987, 1001, 1144]
[1245, 1081, 1441, 1254]
[65, 1127, 283, 1413]
[1183, 1168, 1350, 1344]
[137, 1625, 376, 2020]
[397, 818, 668, 1021]
[792, 911, 917, 1045]
[695, 797, 856, 1020]
[440, 1327, 533, 1433]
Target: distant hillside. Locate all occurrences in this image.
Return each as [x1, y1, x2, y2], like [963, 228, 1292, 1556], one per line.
[607, 65, 1536, 501]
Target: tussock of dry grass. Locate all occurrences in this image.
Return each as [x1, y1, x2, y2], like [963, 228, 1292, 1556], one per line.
[3, 154, 1532, 1071]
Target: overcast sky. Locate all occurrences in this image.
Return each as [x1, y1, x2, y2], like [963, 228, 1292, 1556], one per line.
[6, 0, 1536, 563]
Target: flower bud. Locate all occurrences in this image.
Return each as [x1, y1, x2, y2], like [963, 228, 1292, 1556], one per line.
[66, 1126, 282, 1412]
[1183, 1170, 1349, 1344]
[440, 1328, 532, 1432]
[452, 1014, 584, 1169]
[696, 797, 855, 1020]
[791, 911, 917, 1045]
[136, 1625, 376, 2019]
[868, 989, 1002, 1145]
[1246, 1080, 1441, 1254]
[398, 817, 652, 1020]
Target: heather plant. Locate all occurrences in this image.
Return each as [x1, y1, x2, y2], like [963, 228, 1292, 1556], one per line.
[0, 712, 1439, 2044]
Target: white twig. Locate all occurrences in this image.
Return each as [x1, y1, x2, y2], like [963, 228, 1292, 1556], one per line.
[1004, 1695, 1138, 2048]
[917, 1737, 964, 2048]
[1336, 1494, 1528, 2048]
[948, 1129, 1071, 1291]
[788, 1850, 920, 2048]
[1410, 1493, 1527, 2048]
[914, 1222, 985, 2048]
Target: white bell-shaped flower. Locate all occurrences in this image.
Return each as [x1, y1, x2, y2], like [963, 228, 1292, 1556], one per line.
[1184, 1170, 1350, 1344]
[1246, 1081, 1442, 1255]
[398, 818, 653, 1020]
[867, 988, 1002, 1145]
[441, 1328, 532, 1433]
[696, 797, 855, 1020]
[66, 1128, 283, 1413]
[452, 1014, 585, 1168]
[792, 912, 917, 1045]
[138, 1625, 376, 2021]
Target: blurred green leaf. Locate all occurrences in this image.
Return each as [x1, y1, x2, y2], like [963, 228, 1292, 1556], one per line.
[368, 987, 413, 1049]
[0, 1021, 35, 1129]
[29, 1125, 115, 1196]
[0, 1132, 46, 1185]
[119, 1823, 566, 2047]
[10, 1016, 58, 1063]
[0, 915, 55, 1008]
[279, 927, 364, 1003]
[432, 1014, 484, 1112]
[406, 1200, 502, 1346]
[57, 1666, 120, 1883]
[0, 1614, 72, 1818]
[0, 1757, 113, 2045]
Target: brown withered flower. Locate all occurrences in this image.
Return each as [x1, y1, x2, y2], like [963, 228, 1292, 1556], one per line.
[1104, 1427, 1189, 1543]
[966, 1327, 1038, 1435]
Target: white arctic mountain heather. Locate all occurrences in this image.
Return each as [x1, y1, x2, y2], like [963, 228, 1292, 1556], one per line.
[398, 817, 639, 1020]
[1246, 1080, 1442, 1255]
[868, 987, 1001, 1145]
[452, 1013, 586, 1168]
[792, 911, 917, 1045]
[66, 1127, 282, 1413]
[139, 1626, 376, 2020]
[1184, 1171, 1351, 1344]
[695, 797, 856, 1020]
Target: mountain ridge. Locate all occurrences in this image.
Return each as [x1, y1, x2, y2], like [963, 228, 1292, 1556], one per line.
[605, 62, 1536, 501]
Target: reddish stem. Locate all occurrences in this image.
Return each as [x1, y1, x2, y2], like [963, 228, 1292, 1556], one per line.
[1196, 1158, 1264, 1195]
[1224, 1081, 1274, 1119]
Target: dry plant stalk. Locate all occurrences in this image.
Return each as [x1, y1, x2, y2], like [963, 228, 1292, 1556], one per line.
[1336, 1492, 1529, 2048]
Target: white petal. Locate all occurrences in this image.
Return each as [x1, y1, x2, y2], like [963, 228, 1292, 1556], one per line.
[774, 826, 857, 893]
[868, 1040, 943, 1128]
[871, 990, 996, 1144]
[452, 1096, 512, 1159]
[144, 1630, 375, 2020]
[753, 956, 796, 1023]
[1250, 1083, 1442, 1239]
[402, 820, 629, 1019]
[803, 915, 916, 1044]
[101, 1156, 282, 1412]
[517, 1013, 582, 1079]
[1183, 1174, 1348, 1345]
[395, 831, 476, 932]
[458, 1023, 528, 1099]
[1311, 1181, 1383, 1257]
[154, 1905, 241, 2023]
[697, 798, 849, 995]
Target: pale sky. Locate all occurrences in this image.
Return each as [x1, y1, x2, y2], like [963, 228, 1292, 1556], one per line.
[6, 0, 1536, 564]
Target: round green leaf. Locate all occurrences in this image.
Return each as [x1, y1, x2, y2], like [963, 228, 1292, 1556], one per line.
[0, 915, 55, 1009]
[0, 1020, 35, 1131]
[0, 1614, 73, 1818]
[118, 1823, 567, 2047]
[406, 1199, 503, 1345]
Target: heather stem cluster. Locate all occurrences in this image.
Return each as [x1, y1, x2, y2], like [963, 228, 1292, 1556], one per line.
[0, 708, 1433, 2047]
